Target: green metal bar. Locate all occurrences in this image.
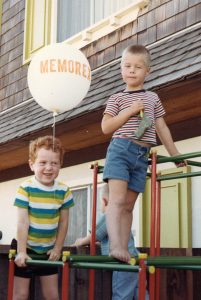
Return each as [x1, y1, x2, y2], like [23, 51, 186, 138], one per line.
[156, 265, 201, 270]
[71, 262, 139, 272]
[68, 255, 133, 263]
[147, 256, 201, 266]
[26, 259, 64, 267]
[98, 166, 104, 174]
[156, 151, 201, 164]
[157, 171, 201, 181]
[186, 160, 201, 167]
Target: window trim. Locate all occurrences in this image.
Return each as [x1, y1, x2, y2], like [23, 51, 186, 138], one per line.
[23, 0, 149, 64]
[64, 0, 149, 48]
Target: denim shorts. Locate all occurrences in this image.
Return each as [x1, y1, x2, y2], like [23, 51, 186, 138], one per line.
[103, 138, 150, 193]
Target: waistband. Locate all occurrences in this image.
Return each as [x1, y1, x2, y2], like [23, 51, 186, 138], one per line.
[115, 136, 151, 149]
[112, 137, 150, 153]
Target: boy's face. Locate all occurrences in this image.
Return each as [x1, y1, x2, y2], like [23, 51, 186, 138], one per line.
[29, 148, 61, 186]
[121, 53, 150, 90]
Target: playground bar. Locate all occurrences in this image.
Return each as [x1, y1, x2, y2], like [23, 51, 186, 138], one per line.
[156, 151, 201, 164]
[147, 256, 201, 266]
[7, 250, 16, 300]
[157, 171, 201, 181]
[70, 262, 140, 272]
[89, 162, 99, 300]
[138, 254, 148, 300]
[149, 151, 157, 300]
[68, 254, 136, 264]
[155, 180, 161, 300]
[26, 259, 64, 267]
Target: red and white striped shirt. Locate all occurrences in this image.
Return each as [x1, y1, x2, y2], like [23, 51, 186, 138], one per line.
[104, 89, 165, 145]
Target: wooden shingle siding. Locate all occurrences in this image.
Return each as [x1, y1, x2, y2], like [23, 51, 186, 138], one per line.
[0, 0, 201, 112]
[0, 0, 28, 112]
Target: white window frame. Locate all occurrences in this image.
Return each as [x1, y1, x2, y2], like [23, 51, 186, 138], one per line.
[23, 0, 149, 63]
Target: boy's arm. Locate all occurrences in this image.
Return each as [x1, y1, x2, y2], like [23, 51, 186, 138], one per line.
[48, 209, 69, 260]
[15, 207, 31, 267]
[72, 234, 92, 247]
[155, 117, 181, 156]
[101, 100, 144, 135]
[72, 214, 107, 247]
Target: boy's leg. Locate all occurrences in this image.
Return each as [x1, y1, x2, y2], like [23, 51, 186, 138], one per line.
[121, 189, 139, 251]
[40, 274, 59, 300]
[112, 271, 138, 300]
[13, 276, 31, 300]
[106, 179, 138, 262]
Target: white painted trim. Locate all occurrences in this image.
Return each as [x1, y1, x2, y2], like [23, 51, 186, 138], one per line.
[64, 0, 149, 49]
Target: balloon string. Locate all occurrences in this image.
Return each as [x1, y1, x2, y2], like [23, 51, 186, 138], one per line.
[52, 112, 57, 151]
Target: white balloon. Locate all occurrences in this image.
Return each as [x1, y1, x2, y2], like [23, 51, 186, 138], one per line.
[27, 43, 91, 113]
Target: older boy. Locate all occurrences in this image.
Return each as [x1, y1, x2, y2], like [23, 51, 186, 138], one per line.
[102, 45, 185, 262]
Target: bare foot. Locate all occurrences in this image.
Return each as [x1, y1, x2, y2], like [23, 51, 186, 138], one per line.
[110, 248, 131, 263]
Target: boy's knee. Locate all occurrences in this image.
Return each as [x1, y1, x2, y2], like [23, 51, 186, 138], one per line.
[13, 292, 29, 300]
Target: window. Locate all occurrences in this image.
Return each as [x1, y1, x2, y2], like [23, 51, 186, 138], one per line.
[57, 0, 137, 42]
[65, 183, 104, 245]
[24, 0, 147, 62]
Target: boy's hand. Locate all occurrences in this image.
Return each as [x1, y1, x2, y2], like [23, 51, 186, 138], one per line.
[125, 100, 144, 117]
[175, 161, 187, 168]
[15, 252, 31, 267]
[173, 152, 187, 168]
[47, 248, 61, 261]
[71, 238, 85, 247]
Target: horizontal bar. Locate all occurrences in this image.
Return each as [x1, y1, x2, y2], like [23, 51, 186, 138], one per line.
[147, 256, 201, 266]
[68, 255, 134, 263]
[71, 262, 139, 272]
[156, 151, 201, 164]
[157, 171, 201, 181]
[26, 259, 64, 267]
[186, 160, 201, 167]
[156, 265, 201, 270]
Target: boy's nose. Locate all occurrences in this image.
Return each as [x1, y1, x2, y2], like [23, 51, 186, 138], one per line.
[45, 163, 53, 169]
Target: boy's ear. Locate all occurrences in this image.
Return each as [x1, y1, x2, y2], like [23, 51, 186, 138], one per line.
[29, 159, 34, 171]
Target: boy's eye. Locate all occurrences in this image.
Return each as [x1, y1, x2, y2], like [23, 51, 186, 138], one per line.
[51, 162, 59, 166]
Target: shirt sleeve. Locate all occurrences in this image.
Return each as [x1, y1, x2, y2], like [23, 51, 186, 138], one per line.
[155, 94, 166, 119]
[104, 94, 119, 117]
[14, 185, 29, 209]
[62, 187, 74, 209]
[95, 214, 108, 241]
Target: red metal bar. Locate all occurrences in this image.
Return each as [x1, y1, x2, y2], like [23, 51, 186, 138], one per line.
[7, 250, 16, 300]
[155, 180, 161, 300]
[61, 261, 69, 300]
[89, 162, 99, 300]
[138, 254, 147, 300]
[149, 151, 157, 300]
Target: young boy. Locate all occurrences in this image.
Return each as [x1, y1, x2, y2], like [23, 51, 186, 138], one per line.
[72, 184, 149, 300]
[13, 136, 74, 300]
[101, 45, 185, 262]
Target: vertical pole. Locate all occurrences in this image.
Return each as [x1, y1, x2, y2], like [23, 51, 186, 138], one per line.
[138, 253, 147, 300]
[61, 251, 70, 300]
[149, 151, 157, 300]
[7, 249, 16, 300]
[89, 162, 98, 300]
[155, 180, 161, 300]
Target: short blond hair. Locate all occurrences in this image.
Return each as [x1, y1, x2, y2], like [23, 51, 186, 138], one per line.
[121, 44, 151, 68]
[29, 136, 64, 164]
